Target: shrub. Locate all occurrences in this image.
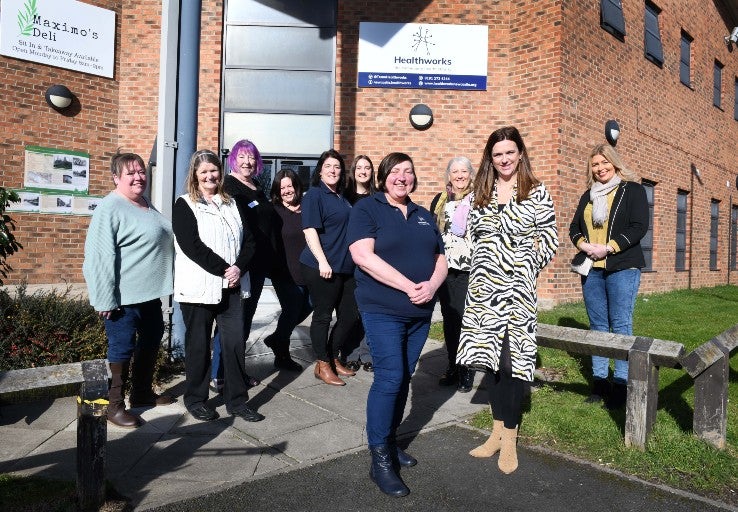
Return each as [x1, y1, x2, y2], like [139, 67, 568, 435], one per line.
[0, 285, 107, 371]
[0, 187, 22, 286]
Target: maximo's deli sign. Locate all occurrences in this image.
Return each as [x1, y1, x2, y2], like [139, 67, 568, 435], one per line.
[0, 0, 115, 78]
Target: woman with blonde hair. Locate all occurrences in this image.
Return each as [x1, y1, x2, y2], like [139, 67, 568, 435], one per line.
[172, 150, 263, 422]
[569, 143, 648, 409]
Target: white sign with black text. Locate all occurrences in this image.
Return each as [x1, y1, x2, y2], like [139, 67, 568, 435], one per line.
[358, 22, 488, 90]
[0, 0, 115, 78]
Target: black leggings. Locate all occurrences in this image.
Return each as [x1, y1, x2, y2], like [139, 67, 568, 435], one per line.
[485, 331, 525, 429]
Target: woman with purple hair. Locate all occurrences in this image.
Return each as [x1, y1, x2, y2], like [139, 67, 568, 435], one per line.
[210, 140, 284, 392]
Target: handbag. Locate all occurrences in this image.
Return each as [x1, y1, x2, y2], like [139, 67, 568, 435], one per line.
[570, 251, 593, 276]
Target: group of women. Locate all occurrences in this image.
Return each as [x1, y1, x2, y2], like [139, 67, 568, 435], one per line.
[84, 125, 648, 497]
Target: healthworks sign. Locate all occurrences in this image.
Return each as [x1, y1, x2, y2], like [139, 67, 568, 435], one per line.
[0, 0, 115, 78]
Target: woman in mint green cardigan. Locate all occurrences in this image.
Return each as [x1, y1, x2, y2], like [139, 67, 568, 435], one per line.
[83, 150, 175, 429]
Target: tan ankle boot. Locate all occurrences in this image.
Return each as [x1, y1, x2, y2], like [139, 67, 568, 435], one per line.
[314, 361, 345, 386]
[498, 426, 519, 474]
[469, 420, 503, 457]
[333, 358, 356, 377]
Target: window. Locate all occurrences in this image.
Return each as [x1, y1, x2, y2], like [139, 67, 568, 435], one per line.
[601, 0, 626, 39]
[735, 78, 738, 121]
[710, 200, 720, 270]
[641, 180, 655, 270]
[730, 205, 738, 270]
[714, 61, 723, 108]
[676, 190, 688, 270]
[679, 32, 692, 87]
[644, 2, 664, 66]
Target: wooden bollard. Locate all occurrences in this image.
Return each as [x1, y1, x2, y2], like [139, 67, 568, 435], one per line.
[693, 339, 729, 449]
[625, 337, 659, 450]
[76, 360, 108, 511]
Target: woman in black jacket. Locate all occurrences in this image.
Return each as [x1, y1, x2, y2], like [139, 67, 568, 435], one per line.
[569, 144, 648, 409]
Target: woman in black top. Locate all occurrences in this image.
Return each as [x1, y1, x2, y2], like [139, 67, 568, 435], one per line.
[210, 139, 275, 390]
[342, 155, 376, 372]
[263, 169, 313, 371]
[569, 144, 648, 409]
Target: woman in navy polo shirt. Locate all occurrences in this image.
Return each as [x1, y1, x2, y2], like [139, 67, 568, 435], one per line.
[348, 152, 447, 497]
[300, 149, 362, 386]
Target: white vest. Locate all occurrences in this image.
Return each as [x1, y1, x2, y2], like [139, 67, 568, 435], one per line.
[174, 194, 243, 304]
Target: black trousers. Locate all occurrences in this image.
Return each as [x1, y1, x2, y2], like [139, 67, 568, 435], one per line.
[180, 288, 250, 413]
[301, 263, 361, 362]
[437, 269, 469, 367]
[270, 274, 313, 355]
[485, 331, 526, 429]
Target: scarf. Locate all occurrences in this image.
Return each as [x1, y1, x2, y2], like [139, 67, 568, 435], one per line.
[434, 185, 471, 233]
[590, 175, 621, 227]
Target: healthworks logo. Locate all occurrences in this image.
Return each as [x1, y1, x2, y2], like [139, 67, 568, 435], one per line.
[17, 0, 36, 36]
[16, 0, 100, 40]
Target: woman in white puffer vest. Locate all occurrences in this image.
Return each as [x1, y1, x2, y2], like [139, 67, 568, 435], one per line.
[172, 150, 264, 423]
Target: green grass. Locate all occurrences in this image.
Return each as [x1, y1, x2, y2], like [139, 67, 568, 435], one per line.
[439, 285, 738, 505]
[0, 474, 77, 511]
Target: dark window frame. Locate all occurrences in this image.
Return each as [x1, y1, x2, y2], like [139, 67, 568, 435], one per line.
[713, 61, 723, 108]
[644, 1, 664, 66]
[679, 31, 692, 87]
[710, 199, 720, 270]
[641, 180, 656, 271]
[600, 0, 626, 40]
[676, 190, 688, 271]
[734, 78, 738, 121]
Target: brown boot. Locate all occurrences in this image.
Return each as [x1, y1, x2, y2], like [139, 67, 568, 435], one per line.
[498, 426, 519, 474]
[469, 419, 503, 458]
[108, 361, 141, 428]
[129, 349, 174, 408]
[333, 358, 356, 377]
[314, 361, 345, 386]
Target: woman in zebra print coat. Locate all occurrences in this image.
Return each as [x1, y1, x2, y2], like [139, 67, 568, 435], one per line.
[457, 126, 558, 474]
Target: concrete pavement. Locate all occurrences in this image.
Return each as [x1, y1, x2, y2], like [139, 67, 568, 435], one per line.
[1, 288, 735, 511]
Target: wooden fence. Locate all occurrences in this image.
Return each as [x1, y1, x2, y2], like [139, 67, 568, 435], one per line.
[537, 323, 738, 450]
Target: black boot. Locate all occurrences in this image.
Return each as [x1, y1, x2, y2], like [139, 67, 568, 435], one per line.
[438, 364, 459, 386]
[108, 361, 141, 428]
[585, 378, 611, 404]
[369, 445, 410, 497]
[129, 349, 174, 408]
[388, 441, 417, 467]
[606, 381, 627, 410]
[457, 366, 474, 393]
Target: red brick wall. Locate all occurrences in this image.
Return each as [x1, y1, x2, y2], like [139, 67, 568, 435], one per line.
[558, 0, 738, 300]
[336, 1, 566, 300]
[3, 0, 736, 305]
[0, 0, 121, 286]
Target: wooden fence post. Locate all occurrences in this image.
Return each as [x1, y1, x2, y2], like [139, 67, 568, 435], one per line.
[76, 360, 108, 511]
[692, 339, 729, 449]
[625, 337, 659, 450]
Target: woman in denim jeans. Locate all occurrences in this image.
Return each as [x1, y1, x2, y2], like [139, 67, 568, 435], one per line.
[348, 152, 447, 497]
[569, 144, 649, 409]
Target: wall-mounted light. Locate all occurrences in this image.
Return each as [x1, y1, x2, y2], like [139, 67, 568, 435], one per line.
[605, 119, 620, 146]
[45, 84, 73, 110]
[409, 104, 433, 130]
[725, 26, 738, 52]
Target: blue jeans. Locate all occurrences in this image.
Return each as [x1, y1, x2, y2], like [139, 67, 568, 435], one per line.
[104, 299, 164, 363]
[362, 312, 430, 447]
[582, 268, 641, 383]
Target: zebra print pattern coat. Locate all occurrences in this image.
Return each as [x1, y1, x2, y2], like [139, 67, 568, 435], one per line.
[456, 183, 558, 382]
